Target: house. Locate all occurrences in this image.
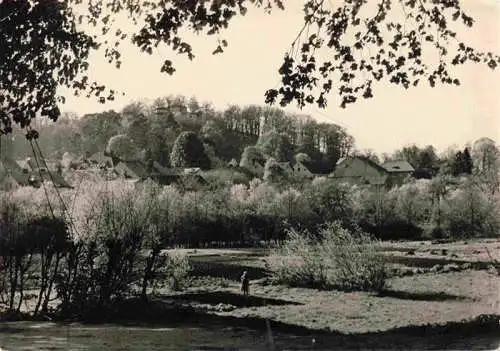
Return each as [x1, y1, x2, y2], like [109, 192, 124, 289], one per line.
[0, 158, 33, 189]
[0, 157, 72, 189]
[88, 151, 114, 168]
[114, 159, 207, 189]
[381, 160, 415, 185]
[292, 160, 314, 179]
[114, 160, 150, 179]
[227, 159, 239, 168]
[136, 167, 208, 189]
[329, 156, 391, 187]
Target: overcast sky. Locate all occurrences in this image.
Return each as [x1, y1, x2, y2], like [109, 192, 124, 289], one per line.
[58, 0, 500, 155]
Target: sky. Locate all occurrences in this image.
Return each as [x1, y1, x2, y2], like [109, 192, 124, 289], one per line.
[59, 0, 500, 155]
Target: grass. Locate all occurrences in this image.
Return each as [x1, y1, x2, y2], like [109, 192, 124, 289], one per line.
[180, 238, 500, 335]
[1, 239, 499, 350]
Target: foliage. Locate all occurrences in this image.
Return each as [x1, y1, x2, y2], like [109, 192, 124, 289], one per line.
[267, 222, 387, 292]
[105, 134, 140, 162]
[162, 250, 190, 291]
[265, 1, 500, 109]
[258, 129, 294, 162]
[444, 178, 500, 238]
[79, 111, 123, 157]
[202, 169, 250, 189]
[303, 179, 355, 229]
[263, 157, 287, 183]
[239, 146, 266, 174]
[451, 147, 473, 177]
[170, 131, 211, 169]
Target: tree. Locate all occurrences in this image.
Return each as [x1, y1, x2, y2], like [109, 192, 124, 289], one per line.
[472, 138, 500, 174]
[258, 129, 294, 162]
[451, 147, 473, 176]
[148, 106, 181, 166]
[106, 134, 139, 162]
[353, 149, 380, 164]
[1, 1, 499, 135]
[239, 146, 266, 173]
[79, 110, 123, 156]
[462, 147, 473, 175]
[170, 132, 211, 169]
[418, 145, 439, 170]
[263, 157, 285, 183]
[125, 113, 150, 151]
[472, 138, 500, 195]
[201, 119, 226, 148]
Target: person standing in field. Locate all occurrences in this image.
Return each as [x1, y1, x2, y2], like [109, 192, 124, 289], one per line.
[240, 270, 249, 296]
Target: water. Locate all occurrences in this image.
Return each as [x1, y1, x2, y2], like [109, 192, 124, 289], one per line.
[0, 322, 499, 350]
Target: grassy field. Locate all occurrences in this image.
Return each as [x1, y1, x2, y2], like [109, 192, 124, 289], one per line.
[175, 239, 500, 335]
[1, 239, 499, 350]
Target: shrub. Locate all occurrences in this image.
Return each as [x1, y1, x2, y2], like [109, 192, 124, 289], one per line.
[162, 250, 190, 291]
[267, 221, 387, 292]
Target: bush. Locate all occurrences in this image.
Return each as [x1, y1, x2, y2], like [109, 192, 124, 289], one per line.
[267, 221, 388, 292]
[162, 250, 190, 291]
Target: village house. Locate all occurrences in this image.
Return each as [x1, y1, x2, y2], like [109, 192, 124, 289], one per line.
[113, 159, 207, 189]
[292, 159, 315, 179]
[381, 160, 415, 185]
[330, 156, 390, 187]
[330, 156, 416, 188]
[88, 151, 114, 169]
[0, 156, 72, 190]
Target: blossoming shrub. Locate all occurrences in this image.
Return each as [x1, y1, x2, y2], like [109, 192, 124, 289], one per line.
[267, 221, 387, 292]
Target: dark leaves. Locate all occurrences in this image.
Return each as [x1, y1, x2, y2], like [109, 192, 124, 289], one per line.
[160, 60, 176, 75]
[265, 0, 499, 110]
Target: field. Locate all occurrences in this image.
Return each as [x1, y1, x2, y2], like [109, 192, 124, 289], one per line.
[169, 239, 500, 348]
[1, 239, 499, 350]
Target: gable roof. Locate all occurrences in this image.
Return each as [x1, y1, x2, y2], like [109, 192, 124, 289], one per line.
[44, 171, 73, 188]
[0, 158, 31, 186]
[382, 160, 415, 173]
[294, 160, 313, 172]
[0, 157, 72, 188]
[335, 156, 389, 175]
[115, 161, 150, 179]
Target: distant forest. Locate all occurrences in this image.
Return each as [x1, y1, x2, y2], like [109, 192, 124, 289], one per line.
[1, 95, 355, 174]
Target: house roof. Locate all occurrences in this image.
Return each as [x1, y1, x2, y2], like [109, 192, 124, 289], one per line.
[16, 160, 30, 170]
[1, 157, 72, 188]
[382, 160, 415, 173]
[0, 158, 31, 186]
[45, 172, 73, 188]
[294, 160, 313, 172]
[89, 151, 113, 165]
[115, 161, 149, 179]
[277, 162, 293, 170]
[334, 156, 389, 175]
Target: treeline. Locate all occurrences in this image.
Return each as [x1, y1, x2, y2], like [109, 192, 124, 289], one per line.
[2, 95, 354, 174]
